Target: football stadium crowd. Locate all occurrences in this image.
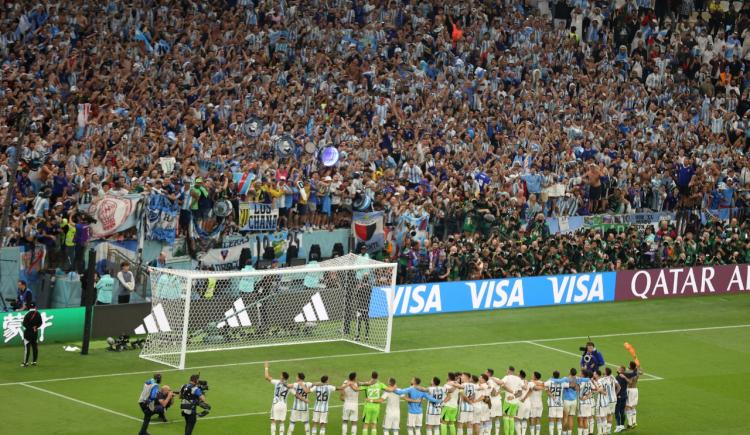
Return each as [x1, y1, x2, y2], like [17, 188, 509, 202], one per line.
[2, 0, 750, 284]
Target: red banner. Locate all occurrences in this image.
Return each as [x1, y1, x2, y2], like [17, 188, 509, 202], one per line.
[615, 264, 750, 301]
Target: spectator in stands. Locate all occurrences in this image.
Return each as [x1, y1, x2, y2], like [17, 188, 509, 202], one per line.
[14, 280, 33, 311]
[94, 273, 115, 305]
[116, 262, 135, 304]
[0, 0, 748, 288]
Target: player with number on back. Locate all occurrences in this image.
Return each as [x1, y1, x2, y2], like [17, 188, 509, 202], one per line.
[457, 372, 476, 435]
[288, 372, 313, 435]
[545, 371, 569, 435]
[576, 370, 594, 435]
[426, 377, 446, 435]
[310, 375, 337, 435]
[362, 371, 393, 435]
[264, 362, 293, 435]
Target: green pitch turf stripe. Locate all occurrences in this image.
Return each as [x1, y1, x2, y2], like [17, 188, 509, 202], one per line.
[20, 382, 142, 421]
[1, 322, 746, 387]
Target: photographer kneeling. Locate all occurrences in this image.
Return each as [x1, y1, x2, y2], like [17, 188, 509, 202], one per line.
[139, 377, 174, 435]
[180, 375, 211, 435]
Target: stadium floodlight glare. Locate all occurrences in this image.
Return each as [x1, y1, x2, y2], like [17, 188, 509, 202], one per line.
[140, 254, 397, 369]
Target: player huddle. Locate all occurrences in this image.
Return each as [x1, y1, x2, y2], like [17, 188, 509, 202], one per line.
[263, 361, 643, 435]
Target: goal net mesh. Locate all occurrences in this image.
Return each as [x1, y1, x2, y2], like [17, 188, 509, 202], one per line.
[140, 254, 397, 369]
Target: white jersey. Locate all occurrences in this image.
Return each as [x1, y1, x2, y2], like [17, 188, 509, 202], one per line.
[474, 384, 488, 411]
[291, 382, 313, 411]
[544, 379, 569, 407]
[501, 374, 523, 404]
[312, 384, 336, 413]
[444, 383, 459, 408]
[577, 378, 594, 406]
[528, 381, 543, 407]
[594, 379, 609, 408]
[487, 379, 501, 398]
[605, 376, 617, 404]
[271, 380, 291, 405]
[427, 386, 446, 415]
[384, 391, 401, 417]
[342, 383, 359, 409]
[460, 383, 476, 412]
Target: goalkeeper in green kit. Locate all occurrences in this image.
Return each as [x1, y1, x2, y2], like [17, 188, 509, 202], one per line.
[361, 371, 395, 435]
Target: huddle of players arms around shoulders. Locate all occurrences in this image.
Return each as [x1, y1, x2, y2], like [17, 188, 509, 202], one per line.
[263, 360, 644, 435]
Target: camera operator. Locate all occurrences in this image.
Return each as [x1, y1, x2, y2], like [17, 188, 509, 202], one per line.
[180, 374, 211, 435]
[580, 341, 605, 373]
[138, 374, 174, 435]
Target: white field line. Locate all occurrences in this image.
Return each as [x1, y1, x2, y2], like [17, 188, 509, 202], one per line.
[19, 382, 142, 421]
[2, 323, 746, 387]
[17, 382, 350, 425]
[525, 341, 665, 381]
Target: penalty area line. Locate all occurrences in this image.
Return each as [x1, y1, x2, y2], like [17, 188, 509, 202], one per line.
[19, 382, 142, 421]
[525, 341, 665, 381]
[2, 323, 744, 387]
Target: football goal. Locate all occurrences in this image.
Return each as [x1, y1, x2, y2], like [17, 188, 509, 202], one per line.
[140, 253, 397, 369]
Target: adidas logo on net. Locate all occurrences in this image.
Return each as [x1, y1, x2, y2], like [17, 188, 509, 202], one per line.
[294, 292, 329, 323]
[134, 303, 172, 334]
[217, 298, 252, 328]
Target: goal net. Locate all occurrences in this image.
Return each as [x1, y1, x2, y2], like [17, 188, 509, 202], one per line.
[140, 254, 397, 369]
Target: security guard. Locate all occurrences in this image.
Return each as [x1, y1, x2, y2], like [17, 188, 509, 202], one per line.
[180, 374, 210, 435]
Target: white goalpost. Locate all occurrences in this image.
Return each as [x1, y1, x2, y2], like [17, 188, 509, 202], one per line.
[140, 253, 397, 369]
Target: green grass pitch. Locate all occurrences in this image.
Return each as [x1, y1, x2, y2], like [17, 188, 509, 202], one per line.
[2, 294, 749, 435]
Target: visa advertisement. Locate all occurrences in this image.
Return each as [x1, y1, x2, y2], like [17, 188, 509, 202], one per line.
[369, 272, 616, 318]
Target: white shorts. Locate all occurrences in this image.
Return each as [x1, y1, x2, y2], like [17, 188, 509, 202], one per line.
[312, 411, 328, 424]
[626, 388, 639, 407]
[563, 400, 577, 416]
[342, 406, 358, 422]
[474, 403, 488, 423]
[383, 413, 400, 430]
[407, 413, 423, 428]
[548, 406, 563, 419]
[593, 405, 604, 417]
[426, 413, 441, 426]
[457, 410, 474, 424]
[517, 402, 531, 419]
[270, 403, 287, 421]
[490, 397, 503, 417]
[608, 403, 617, 415]
[530, 404, 543, 419]
[290, 410, 309, 422]
[578, 404, 592, 418]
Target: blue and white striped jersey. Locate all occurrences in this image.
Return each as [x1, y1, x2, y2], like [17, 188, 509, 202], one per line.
[312, 384, 336, 413]
[427, 386, 445, 415]
[595, 379, 610, 408]
[291, 382, 313, 411]
[544, 379, 569, 408]
[577, 378, 594, 405]
[272, 380, 290, 405]
[460, 383, 476, 412]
